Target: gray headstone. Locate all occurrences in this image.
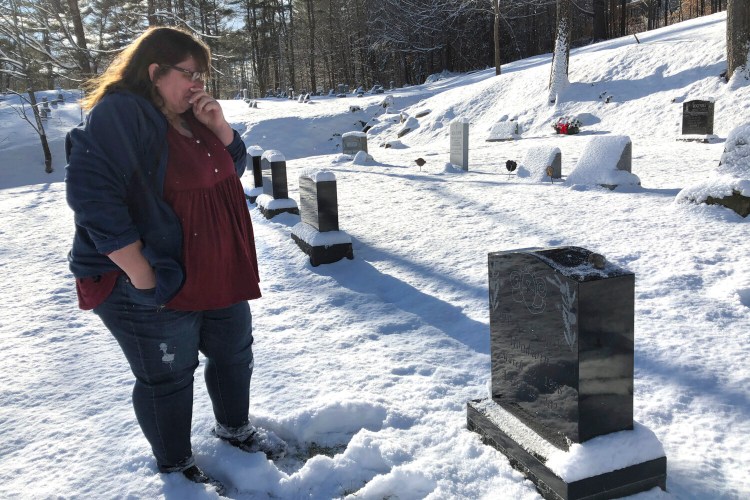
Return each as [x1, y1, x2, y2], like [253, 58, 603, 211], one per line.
[616, 141, 632, 173]
[450, 120, 469, 170]
[682, 100, 714, 135]
[342, 132, 368, 155]
[299, 175, 339, 232]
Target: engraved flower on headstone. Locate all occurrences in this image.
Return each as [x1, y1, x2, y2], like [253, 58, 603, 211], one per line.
[510, 265, 547, 314]
[547, 274, 577, 350]
[488, 260, 503, 312]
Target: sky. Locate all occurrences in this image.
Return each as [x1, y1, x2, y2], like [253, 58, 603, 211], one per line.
[1, 11, 749, 500]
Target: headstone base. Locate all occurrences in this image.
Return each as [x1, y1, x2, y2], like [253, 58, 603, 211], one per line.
[244, 186, 263, 204]
[705, 191, 750, 217]
[256, 194, 299, 219]
[467, 399, 667, 500]
[259, 205, 300, 219]
[291, 231, 353, 266]
[676, 134, 719, 144]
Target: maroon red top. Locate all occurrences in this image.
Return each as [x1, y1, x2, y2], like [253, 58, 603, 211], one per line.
[76, 114, 260, 310]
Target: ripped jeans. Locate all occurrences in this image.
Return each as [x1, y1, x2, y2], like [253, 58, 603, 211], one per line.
[94, 275, 254, 472]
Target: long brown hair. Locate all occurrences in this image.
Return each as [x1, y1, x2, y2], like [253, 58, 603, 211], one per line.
[81, 27, 210, 111]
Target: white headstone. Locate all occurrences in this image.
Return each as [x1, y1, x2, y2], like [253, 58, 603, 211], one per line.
[450, 120, 469, 170]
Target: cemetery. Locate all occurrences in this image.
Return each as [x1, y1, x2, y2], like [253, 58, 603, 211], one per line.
[1, 8, 749, 500]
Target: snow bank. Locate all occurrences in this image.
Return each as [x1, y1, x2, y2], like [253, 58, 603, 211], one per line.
[677, 122, 750, 203]
[352, 151, 374, 165]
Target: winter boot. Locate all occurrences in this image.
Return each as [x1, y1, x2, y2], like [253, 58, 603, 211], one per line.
[213, 422, 288, 460]
[182, 464, 226, 496]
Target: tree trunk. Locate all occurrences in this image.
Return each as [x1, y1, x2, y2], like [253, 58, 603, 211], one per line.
[620, 0, 627, 36]
[494, 0, 501, 75]
[594, 0, 607, 41]
[306, 0, 317, 92]
[727, 0, 750, 79]
[147, 0, 158, 26]
[548, 0, 572, 103]
[25, 88, 53, 173]
[66, 0, 92, 75]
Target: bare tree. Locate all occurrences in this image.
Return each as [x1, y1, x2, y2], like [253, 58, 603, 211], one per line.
[0, 0, 53, 172]
[494, 0, 502, 75]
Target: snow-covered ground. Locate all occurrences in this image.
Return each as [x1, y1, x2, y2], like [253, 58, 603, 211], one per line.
[1, 12, 749, 499]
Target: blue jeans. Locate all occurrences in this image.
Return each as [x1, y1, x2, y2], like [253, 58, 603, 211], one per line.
[94, 275, 254, 471]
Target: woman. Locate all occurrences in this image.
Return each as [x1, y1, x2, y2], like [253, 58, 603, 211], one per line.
[65, 27, 285, 493]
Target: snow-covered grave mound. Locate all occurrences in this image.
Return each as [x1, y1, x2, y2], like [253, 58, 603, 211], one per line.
[676, 122, 750, 217]
[565, 135, 640, 189]
[486, 120, 520, 142]
[517, 145, 562, 181]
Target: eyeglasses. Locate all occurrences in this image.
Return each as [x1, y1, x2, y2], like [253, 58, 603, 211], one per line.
[161, 64, 207, 82]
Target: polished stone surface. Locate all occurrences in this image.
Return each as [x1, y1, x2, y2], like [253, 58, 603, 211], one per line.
[261, 158, 289, 199]
[682, 100, 715, 135]
[250, 153, 263, 188]
[299, 178, 339, 232]
[488, 247, 634, 450]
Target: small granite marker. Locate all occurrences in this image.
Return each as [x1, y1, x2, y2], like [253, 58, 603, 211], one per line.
[256, 150, 299, 219]
[291, 169, 354, 266]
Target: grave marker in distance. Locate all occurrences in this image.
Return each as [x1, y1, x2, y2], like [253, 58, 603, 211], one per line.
[450, 120, 469, 170]
[342, 131, 368, 155]
[682, 99, 714, 136]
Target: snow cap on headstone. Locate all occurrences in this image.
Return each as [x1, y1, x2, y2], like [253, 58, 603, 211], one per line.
[300, 168, 336, 182]
[247, 145, 264, 156]
[261, 149, 285, 162]
[342, 131, 367, 138]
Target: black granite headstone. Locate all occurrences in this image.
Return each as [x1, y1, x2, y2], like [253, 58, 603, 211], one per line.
[249, 152, 263, 189]
[261, 156, 289, 199]
[299, 177, 339, 232]
[487, 247, 634, 449]
[682, 100, 714, 135]
[468, 246, 666, 499]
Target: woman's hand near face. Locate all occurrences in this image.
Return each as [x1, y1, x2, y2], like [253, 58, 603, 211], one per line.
[189, 88, 234, 145]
